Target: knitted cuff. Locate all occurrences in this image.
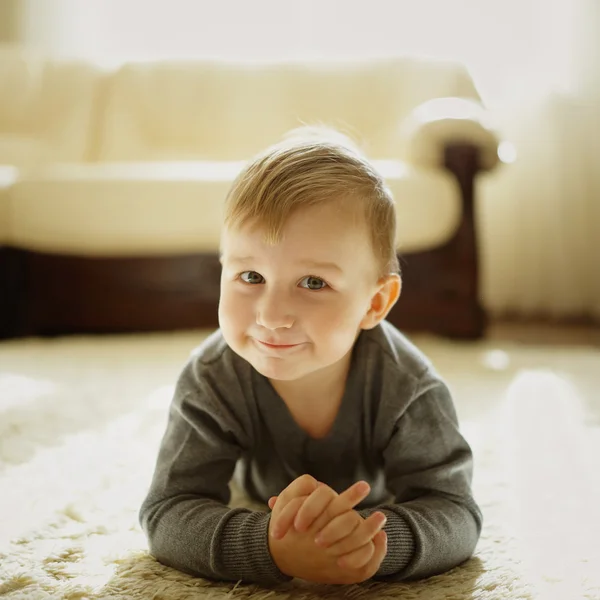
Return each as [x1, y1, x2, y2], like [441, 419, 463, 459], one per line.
[218, 510, 293, 585]
[358, 507, 415, 577]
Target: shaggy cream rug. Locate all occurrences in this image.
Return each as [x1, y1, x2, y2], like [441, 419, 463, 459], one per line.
[0, 330, 599, 600]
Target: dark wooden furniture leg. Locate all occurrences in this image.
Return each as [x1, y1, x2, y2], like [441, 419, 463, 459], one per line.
[386, 143, 486, 338]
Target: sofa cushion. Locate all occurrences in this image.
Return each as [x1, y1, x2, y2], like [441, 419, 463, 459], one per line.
[0, 135, 46, 167]
[0, 48, 105, 166]
[7, 160, 460, 256]
[96, 57, 480, 163]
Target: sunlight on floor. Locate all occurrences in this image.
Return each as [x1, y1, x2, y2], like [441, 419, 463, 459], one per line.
[480, 349, 511, 371]
[0, 382, 171, 554]
[145, 384, 175, 410]
[502, 368, 599, 599]
[0, 373, 57, 411]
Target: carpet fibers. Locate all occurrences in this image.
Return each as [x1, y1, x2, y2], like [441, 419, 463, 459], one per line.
[0, 330, 599, 599]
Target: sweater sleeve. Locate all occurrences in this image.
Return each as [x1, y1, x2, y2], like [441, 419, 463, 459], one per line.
[139, 363, 292, 585]
[359, 375, 483, 581]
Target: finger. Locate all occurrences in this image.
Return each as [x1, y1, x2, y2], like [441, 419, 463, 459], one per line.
[357, 530, 387, 580]
[311, 481, 371, 533]
[274, 474, 318, 513]
[337, 540, 375, 570]
[369, 531, 388, 569]
[293, 484, 338, 532]
[314, 510, 359, 548]
[325, 511, 387, 554]
[268, 481, 320, 513]
[330, 531, 387, 586]
[270, 495, 308, 539]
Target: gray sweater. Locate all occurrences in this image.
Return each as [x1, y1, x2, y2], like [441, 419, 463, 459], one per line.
[139, 320, 482, 585]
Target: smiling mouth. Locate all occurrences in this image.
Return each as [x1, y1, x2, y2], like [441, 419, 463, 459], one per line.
[255, 339, 302, 349]
[259, 341, 298, 348]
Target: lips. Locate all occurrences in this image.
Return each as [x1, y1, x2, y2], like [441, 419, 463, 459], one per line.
[258, 340, 299, 348]
[252, 336, 304, 351]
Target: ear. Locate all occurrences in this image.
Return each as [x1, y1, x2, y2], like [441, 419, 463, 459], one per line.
[360, 274, 402, 330]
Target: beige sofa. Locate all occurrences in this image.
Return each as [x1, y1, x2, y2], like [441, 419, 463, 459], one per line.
[0, 49, 500, 339]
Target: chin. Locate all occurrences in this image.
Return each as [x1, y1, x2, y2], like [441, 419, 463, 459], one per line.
[250, 359, 305, 381]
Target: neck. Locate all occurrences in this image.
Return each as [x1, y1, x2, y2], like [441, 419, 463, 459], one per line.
[270, 347, 353, 406]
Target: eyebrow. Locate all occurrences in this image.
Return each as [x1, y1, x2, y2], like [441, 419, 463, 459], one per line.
[221, 255, 344, 273]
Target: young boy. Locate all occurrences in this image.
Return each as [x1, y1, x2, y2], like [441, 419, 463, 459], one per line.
[139, 127, 482, 586]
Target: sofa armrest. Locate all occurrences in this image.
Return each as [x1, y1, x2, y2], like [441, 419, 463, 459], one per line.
[401, 97, 501, 171]
[0, 166, 18, 246]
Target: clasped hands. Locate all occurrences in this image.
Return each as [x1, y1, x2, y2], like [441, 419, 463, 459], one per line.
[267, 474, 388, 584]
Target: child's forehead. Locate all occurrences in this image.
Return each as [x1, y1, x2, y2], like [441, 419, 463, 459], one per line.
[224, 214, 368, 253]
[223, 228, 350, 259]
[221, 199, 379, 265]
[221, 224, 380, 282]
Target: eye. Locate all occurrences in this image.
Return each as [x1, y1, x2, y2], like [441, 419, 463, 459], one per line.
[239, 271, 264, 284]
[299, 276, 328, 291]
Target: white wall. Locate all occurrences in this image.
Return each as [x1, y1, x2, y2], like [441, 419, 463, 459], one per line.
[12, 0, 579, 105]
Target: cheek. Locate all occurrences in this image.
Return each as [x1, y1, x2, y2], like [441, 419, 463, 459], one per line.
[311, 295, 365, 331]
[218, 286, 253, 331]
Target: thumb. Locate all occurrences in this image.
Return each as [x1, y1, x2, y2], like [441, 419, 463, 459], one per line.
[268, 496, 278, 510]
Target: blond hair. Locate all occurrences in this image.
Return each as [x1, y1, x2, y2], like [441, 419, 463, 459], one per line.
[223, 125, 400, 276]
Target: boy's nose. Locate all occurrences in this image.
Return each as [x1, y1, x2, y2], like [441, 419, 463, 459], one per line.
[256, 293, 294, 330]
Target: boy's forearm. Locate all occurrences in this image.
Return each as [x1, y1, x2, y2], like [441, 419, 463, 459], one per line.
[359, 494, 482, 581]
[140, 496, 292, 584]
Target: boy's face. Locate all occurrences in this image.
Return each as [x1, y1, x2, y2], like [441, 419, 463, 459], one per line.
[218, 201, 386, 383]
